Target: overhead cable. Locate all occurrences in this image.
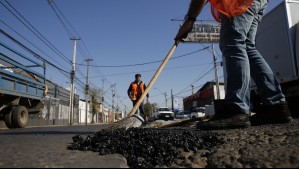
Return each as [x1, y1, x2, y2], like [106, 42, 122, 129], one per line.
[77, 46, 209, 68]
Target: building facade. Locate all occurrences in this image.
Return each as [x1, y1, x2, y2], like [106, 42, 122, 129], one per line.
[183, 81, 225, 111]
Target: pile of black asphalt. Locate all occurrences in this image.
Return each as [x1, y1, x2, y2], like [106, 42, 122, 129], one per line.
[67, 127, 224, 168]
[68, 119, 299, 168]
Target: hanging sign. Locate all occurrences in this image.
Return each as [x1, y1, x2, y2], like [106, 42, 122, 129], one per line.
[183, 23, 220, 43]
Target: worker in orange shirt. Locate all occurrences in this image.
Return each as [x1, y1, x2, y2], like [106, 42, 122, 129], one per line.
[127, 74, 149, 122]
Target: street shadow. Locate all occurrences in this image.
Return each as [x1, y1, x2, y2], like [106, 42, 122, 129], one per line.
[0, 131, 99, 135]
[0, 126, 109, 136]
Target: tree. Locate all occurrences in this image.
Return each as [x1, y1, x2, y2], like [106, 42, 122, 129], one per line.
[144, 102, 152, 117]
[90, 88, 100, 123]
[144, 102, 158, 117]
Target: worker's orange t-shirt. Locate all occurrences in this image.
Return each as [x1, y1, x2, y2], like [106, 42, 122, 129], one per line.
[209, 0, 254, 22]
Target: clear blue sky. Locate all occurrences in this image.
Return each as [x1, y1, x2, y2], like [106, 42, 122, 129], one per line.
[0, 0, 283, 112]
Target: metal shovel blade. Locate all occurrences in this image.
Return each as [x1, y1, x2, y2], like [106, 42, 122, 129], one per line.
[106, 114, 144, 131]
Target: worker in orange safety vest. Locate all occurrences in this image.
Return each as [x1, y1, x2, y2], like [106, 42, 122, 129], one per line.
[127, 74, 149, 120]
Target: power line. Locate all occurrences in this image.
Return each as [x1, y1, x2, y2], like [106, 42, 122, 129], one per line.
[0, 15, 87, 93]
[77, 46, 209, 68]
[48, 0, 74, 38]
[0, 19, 71, 71]
[54, 0, 119, 87]
[48, 0, 80, 37]
[80, 62, 213, 79]
[1, 0, 71, 64]
[0, 28, 69, 74]
[0, 1, 81, 87]
[48, 0, 90, 85]
[173, 66, 215, 96]
[0, 28, 87, 91]
[47, 0, 111, 91]
[1, 0, 101, 98]
[174, 66, 224, 98]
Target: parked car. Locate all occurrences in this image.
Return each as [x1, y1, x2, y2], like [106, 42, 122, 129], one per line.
[190, 107, 205, 119]
[153, 107, 174, 121]
[175, 111, 191, 119]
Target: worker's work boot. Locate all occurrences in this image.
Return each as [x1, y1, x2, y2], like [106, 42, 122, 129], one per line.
[197, 105, 251, 130]
[250, 102, 293, 126]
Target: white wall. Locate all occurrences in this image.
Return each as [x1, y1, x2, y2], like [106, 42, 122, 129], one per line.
[79, 100, 92, 124]
[213, 84, 226, 100]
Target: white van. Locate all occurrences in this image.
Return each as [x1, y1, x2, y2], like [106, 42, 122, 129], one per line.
[190, 107, 205, 119]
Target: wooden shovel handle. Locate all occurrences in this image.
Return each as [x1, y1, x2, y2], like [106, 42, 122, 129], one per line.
[128, 41, 179, 116]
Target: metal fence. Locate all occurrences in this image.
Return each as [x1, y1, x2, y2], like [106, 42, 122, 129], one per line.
[27, 96, 79, 127]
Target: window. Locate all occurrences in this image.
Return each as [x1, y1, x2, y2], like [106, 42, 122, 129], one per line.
[191, 107, 205, 113]
[159, 108, 170, 111]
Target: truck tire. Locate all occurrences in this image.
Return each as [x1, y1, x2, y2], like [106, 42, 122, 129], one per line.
[4, 109, 15, 129]
[12, 106, 29, 128]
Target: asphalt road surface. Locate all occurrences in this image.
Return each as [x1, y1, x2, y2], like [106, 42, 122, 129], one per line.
[0, 125, 128, 168]
[0, 119, 298, 168]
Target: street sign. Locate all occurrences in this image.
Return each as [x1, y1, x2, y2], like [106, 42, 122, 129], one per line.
[183, 23, 220, 43]
[173, 99, 179, 113]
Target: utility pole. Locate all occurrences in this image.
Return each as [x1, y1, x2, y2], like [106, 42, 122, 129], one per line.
[154, 87, 167, 107]
[111, 84, 116, 121]
[116, 103, 119, 120]
[191, 84, 195, 95]
[69, 37, 80, 125]
[85, 58, 93, 125]
[101, 78, 105, 122]
[171, 89, 174, 111]
[164, 92, 167, 108]
[182, 97, 185, 111]
[212, 43, 221, 100]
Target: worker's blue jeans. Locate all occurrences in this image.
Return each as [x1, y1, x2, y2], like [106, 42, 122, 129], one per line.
[219, 0, 285, 114]
[133, 99, 145, 117]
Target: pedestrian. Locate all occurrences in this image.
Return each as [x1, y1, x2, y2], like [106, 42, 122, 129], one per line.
[127, 73, 149, 122]
[175, 0, 293, 130]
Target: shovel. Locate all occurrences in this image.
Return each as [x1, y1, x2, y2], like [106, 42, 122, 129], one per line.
[158, 116, 208, 128]
[107, 41, 179, 130]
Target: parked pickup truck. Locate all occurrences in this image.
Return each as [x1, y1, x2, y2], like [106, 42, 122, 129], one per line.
[153, 107, 174, 121]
